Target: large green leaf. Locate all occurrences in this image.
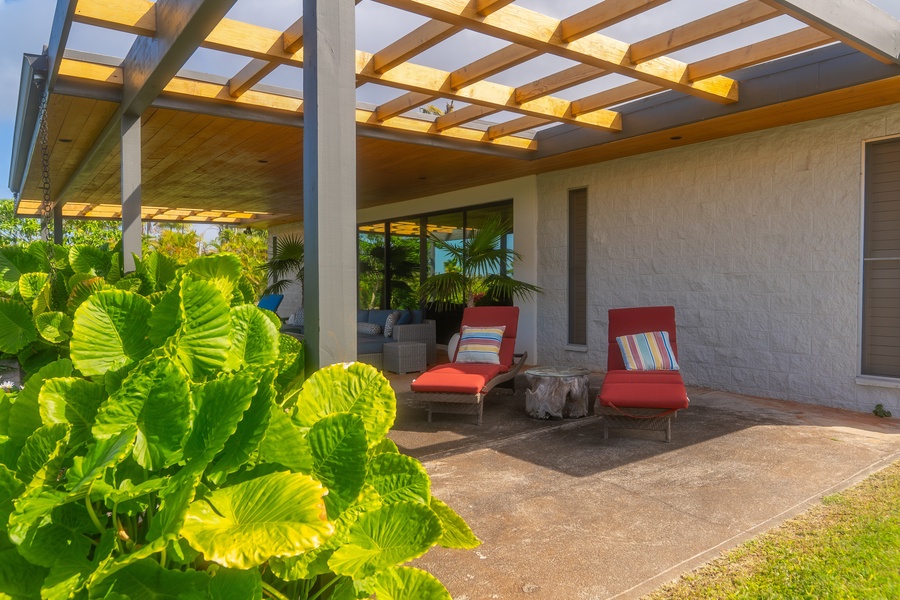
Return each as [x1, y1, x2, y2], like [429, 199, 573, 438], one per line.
[207, 370, 276, 486]
[291, 363, 396, 447]
[7, 488, 70, 545]
[39, 378, 104, 449]
[367, 452, 431, 506]
[18, 272, 48, 302]
[66, 427, 137, 492]
[0, 545, 49, 599]
[328, 501, 443, 579]
[0, 246, 41, 295]
[224, 305, 280, 371]
[68, 245, 111, 277]
[35, 311, 74, 344]
[0, 464, 24, 526]
[0, 392, 10, 437]
[135, 252, 179, 293]
[16, 423, 69, 487]
[429, 497, 480, 550]
[258, 404, 313, 473]
[181, 471, 333, 569]
[309, 413, 368, 516]
[185, 253, 242, 300]
[8, 359, 73, 445]
[275, 334, 304, 393]
[88, 558, 209, 600]
[93, 358, 191, 471]
[70, 290, 154, 377]
[0, 298, 38, 354]
[169, 275, 231, 380]
[183, 374, 257, 464]
[147, 284, 181, 346]
[207, 568, 262, 600]
[370, 567, 452, 600]
[66, 276, 108, 316]
[30, 280, 53, 319]
[15, 502, 94, 569]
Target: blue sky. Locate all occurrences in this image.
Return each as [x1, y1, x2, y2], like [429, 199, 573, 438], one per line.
[3, 0, 900, 201]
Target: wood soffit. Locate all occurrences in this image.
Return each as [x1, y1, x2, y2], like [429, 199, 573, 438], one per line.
[15, 0, 900, 225]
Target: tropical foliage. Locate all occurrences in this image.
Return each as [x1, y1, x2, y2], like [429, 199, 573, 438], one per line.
[0, 199, 121, 247]
[419, 216, 540, 309]
[358, 234, 420, 310]
[0, 246, 477, 599]
[264, 234, 304, 298]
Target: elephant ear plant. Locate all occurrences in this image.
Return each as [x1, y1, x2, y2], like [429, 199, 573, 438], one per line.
[0, 254, 478, 599]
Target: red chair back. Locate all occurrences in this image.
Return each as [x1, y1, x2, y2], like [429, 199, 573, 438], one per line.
[607, 306, 678, 371]
[458, 306, 519, 367]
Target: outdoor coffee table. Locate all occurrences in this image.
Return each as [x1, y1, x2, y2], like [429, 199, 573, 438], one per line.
[525, 366, 591, 419]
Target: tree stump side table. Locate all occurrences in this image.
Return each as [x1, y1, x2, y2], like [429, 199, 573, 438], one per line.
[525, 366, 591, 419]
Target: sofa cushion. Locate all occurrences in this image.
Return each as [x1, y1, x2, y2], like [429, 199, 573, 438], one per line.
[358, 309, 369, 323]
[367, 309, 395, 328]
[411, 364, 503, 395]
[358, 333, 389, 355]
[598, 370, 689, 410]
[397, 310, 411, 325]
[357, 322, 382, 336]
[384, 310, 402, 338]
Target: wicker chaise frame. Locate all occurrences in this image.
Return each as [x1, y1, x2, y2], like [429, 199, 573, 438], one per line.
[424, 352, 527, 426]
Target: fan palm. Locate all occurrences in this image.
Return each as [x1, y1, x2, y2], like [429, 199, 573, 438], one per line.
[264, 234, 304, 297]
[419, 216, 540, 310]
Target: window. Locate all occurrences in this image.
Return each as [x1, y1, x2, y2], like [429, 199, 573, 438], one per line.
[862, 138, 900, 377]
[568, 188, 588, 346]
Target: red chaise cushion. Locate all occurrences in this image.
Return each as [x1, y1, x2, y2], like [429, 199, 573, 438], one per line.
[598, 370, 689, 410]
[411, 363, 503, 395]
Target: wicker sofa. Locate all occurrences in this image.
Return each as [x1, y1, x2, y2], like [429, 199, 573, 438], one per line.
[281, 308, 435, 370]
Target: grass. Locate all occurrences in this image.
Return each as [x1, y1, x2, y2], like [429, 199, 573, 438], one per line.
[646, 460, 900, 599]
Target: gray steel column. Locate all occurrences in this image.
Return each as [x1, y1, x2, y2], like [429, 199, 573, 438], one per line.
[302, 0, 357, 370]
[53, 205, 63, 245]
[121, 113, 142, 272]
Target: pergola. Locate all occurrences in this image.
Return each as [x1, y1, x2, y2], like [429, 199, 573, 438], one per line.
[8, 0, 900, 369]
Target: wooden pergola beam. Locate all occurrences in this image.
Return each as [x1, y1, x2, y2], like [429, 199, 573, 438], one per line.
[58, 0, 238, 206]
[229, 17, 304, 97]
[476, 0, 516, 16]
[356, 50, 623, 131]
[688, 27, 833, 81]
[374, 0, 740, 104]
[515, 64, 607, 103]
[57, 57, 538, 150]
[450, 44, 539, 89]
[760, 0, 900, 64]
[487, 115, 547, 140]
[434, 104, 496, 131]
[629, 1, 781, 63]
[373, 20, 460, 74]
[561, 0, 669, 43]
[571, 80, 662, 116]
[374, 91, 433, 121]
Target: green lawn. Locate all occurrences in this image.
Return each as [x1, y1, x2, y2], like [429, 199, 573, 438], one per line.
[647, 460, 900, 599]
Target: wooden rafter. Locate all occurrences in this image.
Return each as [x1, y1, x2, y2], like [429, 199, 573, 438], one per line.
[561, 0, 670, 43]
[374, 0, 740, 104]
[628, 1, 781, 63]
[373, 20, 459, 74]
[688, 27, 833, 81]
[56, 57, 537, 150]
[357, 51, 622, 131]
[229, 17, 304, 97]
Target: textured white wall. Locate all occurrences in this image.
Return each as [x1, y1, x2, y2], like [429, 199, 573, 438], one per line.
[536, 104, 900, 414]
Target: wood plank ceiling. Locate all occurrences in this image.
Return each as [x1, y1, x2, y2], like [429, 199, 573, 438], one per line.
[14, 0, 900, 226]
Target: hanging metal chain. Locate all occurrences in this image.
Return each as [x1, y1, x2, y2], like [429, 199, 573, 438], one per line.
[36, 78, 53, 243]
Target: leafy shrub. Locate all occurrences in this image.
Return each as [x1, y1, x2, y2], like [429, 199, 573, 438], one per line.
[0, 250, 477, 599]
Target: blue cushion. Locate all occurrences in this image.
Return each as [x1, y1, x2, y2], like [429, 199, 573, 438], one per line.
[397, 310, 411, 326]
[410, 309, 424, 324]
[367, 309, 395, 328]
[358, 310, 369, 323]
[358, 334, 388, 354]
[257, 294, 284, 312]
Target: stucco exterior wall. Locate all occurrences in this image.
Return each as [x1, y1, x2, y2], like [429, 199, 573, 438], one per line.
[536, 104, 900, 414]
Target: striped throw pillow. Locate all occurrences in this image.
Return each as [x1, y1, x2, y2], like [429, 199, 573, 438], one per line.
[455, 325, 506, 364]
[616, 331, 679, 371]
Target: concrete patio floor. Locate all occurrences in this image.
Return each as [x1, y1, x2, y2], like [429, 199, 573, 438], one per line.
[386, 371, 900, 599]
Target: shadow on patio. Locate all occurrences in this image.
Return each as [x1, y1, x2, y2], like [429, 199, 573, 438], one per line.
[385, 370, 900, 599]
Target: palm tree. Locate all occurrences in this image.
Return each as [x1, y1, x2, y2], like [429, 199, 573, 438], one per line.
[264, 234, 304, 298]
[419, 216, 540, 310]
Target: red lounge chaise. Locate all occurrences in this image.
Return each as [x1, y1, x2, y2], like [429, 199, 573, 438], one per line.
[597, 306, 689, 442]
[411, 306, 526, 425]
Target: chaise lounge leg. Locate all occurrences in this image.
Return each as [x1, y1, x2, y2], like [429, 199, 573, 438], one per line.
[477, 403, 483, 426]
[665, 417, 671, 443]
